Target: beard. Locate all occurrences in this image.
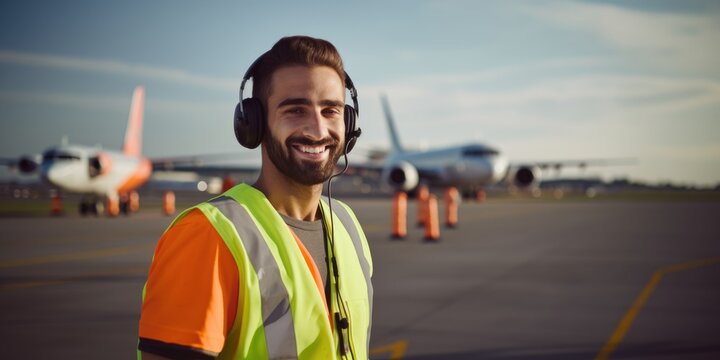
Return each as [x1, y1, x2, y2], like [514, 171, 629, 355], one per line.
[264, 130, 343, 186]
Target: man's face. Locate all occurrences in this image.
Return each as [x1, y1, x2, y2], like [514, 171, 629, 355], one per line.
[263, 65, 345, 186]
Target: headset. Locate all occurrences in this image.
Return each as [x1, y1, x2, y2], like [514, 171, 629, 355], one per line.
[325, 141, 357, 359]
[235, 51, 362, 358]
[233, 52, 362, 153]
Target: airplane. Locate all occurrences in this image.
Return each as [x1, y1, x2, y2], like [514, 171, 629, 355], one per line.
[0, 86, 233, 216]
[358, 95, 632, 197]
[1, 86, 154, 215]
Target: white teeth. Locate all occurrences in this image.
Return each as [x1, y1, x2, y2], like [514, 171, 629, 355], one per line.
[300, 146, 325, 154]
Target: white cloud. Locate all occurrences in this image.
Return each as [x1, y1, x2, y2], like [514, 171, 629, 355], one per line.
[456, 75, 720, 114]
[0, 50, 237, 92]
[367, 71, 720, 128]
[522, 1, 720, 73]
[0, 90, 127, 110]
[0, 90, 227, 118]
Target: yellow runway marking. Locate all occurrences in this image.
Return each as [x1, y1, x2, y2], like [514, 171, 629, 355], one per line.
[595, 256, 720, 360]
[370, 340, 408, 360]
[0, 243, 154, 269]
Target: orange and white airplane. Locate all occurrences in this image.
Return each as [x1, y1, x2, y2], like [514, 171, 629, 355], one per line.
[4, 86, 167, 216]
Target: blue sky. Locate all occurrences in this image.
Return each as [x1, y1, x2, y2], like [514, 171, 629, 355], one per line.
[1, 0, 719, 186]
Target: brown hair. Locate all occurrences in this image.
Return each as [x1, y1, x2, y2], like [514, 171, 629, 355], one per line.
[251, 36, 345, 107]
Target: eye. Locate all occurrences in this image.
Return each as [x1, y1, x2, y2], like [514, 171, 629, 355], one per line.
[285, 107, 306, 115]
[323, 107, 342, 117]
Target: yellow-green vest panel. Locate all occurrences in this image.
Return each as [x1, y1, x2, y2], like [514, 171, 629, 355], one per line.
[202, 184, 373, 359]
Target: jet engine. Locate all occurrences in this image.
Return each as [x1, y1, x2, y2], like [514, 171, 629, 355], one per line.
[18, 156, 38, 173]
[513, 166, 541, 188]
[88, 153, 112, 178]
[383, 161, 419, 192]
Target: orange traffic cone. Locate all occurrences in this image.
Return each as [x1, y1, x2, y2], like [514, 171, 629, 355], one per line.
[222, 174, 236, 192]
[476, 190, 486, 203]
[129, 191, 140, 213]
[444, 187, 460, 228]
[391, 192, 407, 239]
[424, 194, 440, 241]
[162, 191, 176, 216]
[50, 192, 63, 216]
[416, 185, 430, 226]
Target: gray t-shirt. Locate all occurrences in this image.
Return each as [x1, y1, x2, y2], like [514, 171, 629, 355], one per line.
[280, 214, 327, 287]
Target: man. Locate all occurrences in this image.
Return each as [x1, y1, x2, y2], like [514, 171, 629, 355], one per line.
[138, 36, 373, 359]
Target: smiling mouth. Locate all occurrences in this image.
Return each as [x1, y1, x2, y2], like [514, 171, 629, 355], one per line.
[291, 143, 332, 160]
[295, 145, 328, 154]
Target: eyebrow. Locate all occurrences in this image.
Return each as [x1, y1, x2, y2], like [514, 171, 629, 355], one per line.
[277, 98, 344, 108]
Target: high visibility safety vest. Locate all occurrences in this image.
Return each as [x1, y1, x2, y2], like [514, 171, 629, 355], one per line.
[142, 184, 373, 360]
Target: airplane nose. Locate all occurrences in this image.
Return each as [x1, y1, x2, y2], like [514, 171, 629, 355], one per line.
[39, 162, 52, 183]
[40, 164, 57, 186]
[489, 156, 509, 183]
[41, 162, 70, 187]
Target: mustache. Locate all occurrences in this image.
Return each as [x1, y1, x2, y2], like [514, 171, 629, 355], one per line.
[285, 135, 340, 148]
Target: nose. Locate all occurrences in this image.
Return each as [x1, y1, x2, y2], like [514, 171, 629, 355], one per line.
[489, 155, 509, 183]
[302, 109, 332, 140]
[40, 161, 71, 187]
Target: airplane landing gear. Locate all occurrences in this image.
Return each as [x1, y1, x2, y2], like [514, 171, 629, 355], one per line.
[79, 196, 103, 216]
[119, 191, 140, 215]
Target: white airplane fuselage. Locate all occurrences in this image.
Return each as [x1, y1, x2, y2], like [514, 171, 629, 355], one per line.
[40, 144, 152, 196]
[392, 145, 508, 186]
[380, 143, 509, 191]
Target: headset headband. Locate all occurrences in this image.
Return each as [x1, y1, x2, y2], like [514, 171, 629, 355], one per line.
[238, 52, 359, 117]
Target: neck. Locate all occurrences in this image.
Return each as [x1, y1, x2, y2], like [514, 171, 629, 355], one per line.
[253, 166, 324, 222]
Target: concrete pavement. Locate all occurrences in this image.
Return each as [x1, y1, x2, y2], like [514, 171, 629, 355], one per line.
[1, 198, 719, 359]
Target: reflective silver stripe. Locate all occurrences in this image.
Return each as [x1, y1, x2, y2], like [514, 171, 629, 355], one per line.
[210, 196, 298, 360]
[326, 198, 373, 347]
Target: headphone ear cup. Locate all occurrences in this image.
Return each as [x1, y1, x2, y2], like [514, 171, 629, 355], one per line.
[343, 104, 357, 154]
[234, 98, 265, 149]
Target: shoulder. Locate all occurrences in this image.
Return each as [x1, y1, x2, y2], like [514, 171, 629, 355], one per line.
[151, 208, 237, 281]
[140, 208, 240, 353]
[152, 207, 234, 275]
[157, 209, 219, 251]
[172, 208, 212, 228]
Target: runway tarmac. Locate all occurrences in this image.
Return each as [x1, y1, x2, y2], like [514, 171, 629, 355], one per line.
[1, 197, 719, 359]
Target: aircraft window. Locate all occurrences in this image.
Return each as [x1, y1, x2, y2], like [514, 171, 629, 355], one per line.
[43, 151, 80, 161]
[462, 148, 499, 157]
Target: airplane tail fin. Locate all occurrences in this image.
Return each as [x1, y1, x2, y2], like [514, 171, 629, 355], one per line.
[380, 94, 404, 154]
[123, 86, 145, 156]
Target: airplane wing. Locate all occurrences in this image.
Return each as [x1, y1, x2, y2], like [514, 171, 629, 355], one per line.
[506, 158, 637, 187]
[150, 152, 260, 175]
[0, 155, 41, 173]
[1, 151, 260, 177]
[151, 160, 259, 175]
[344, 157, 448, 192]
[509, 158, 637, 171]
[0, 158, 17, 167]
[153, 163, 260, 175]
